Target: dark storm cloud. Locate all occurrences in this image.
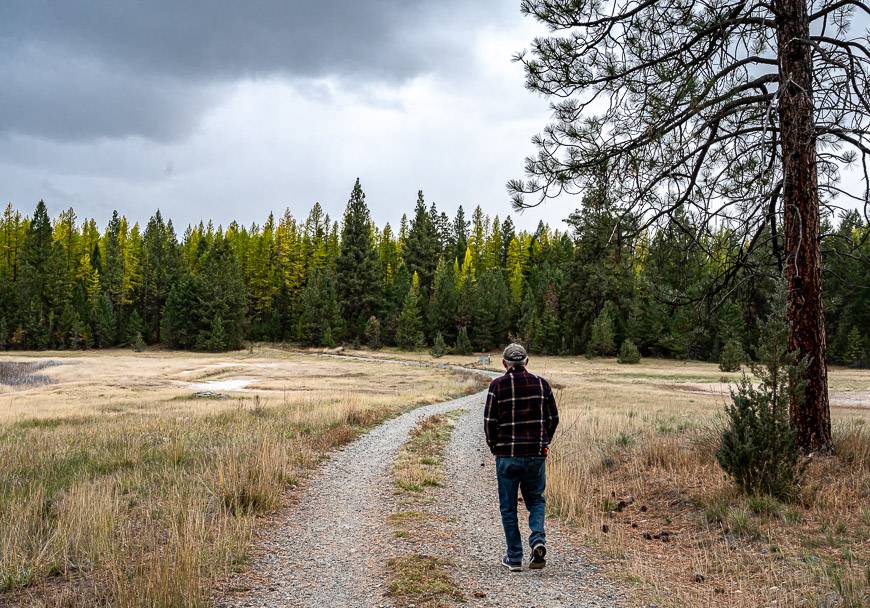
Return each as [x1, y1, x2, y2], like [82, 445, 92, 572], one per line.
[0, 0, 510, 141]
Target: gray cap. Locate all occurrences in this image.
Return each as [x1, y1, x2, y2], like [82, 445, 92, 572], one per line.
[502, 343, 528, 363]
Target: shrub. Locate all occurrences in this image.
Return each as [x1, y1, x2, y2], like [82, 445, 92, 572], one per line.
[431, 332, 447, 358]
[454, 326, 472, 355]
[719, 338, 744, 372]
[131, 332, 146, 353]
[617, 339, 641, 364]
[716, 292, 806, 500]
[364, 315, 381, 350]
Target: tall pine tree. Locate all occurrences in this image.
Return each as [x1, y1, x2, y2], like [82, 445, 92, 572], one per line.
[336, 179, 382, 341]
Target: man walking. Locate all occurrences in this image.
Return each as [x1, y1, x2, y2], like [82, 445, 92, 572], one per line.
[484, 343, 559, 572]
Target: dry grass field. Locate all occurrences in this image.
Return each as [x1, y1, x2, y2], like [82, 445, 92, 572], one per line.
[2, 345, 868, 607]
[352, 348, 870, 607]
[536, 358, 870, 608]
[0, 347, 485, 607]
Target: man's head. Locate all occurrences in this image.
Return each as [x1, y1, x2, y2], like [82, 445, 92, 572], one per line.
[502, 343, 529, 370]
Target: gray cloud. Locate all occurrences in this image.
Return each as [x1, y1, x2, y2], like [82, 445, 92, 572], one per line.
[0, 1, 514, 141]
[0, 44, 221, 142]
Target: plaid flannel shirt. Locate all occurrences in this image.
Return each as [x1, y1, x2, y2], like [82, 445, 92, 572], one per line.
[484, 366, 559, 457]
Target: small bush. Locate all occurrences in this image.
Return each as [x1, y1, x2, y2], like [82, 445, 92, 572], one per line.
[716, 291, 806, 500]
[431, 332, 447, 358]
[364, 315, 381, 350]
[719, 338, 744, 372]
[131, 332, 145, 353]
[747, 494, 781, 517]
[617, 339, 641, 364]
[454, 326, 472, 355]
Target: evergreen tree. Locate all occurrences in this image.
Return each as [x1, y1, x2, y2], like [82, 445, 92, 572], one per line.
[198, 314, 227, 352]
[506, 236, 525, 305]
[617, 339, 641, 364]
[500, 216, 516, 266]
[103, 210, 126, 312]
[377, 223, 400, 286]
[404, 191, 440, 300]
[717, 297, 806, 499]
[455, 325, 473, 355]
[845, 327, 866, 368]
[142, 211, 180, 342]
[0, 191, 865, 366]
[295, 271, 323, 346]
[69, 315, 86, 350]
[452, 205, 469, 261]
[431, 332, 447, 358]
[396, 272, 424, 350]
[720, 339, 745, 373]
[563, 179, 637, 355]
[335, 179, 382, 340]
[161, 274, 199, 349]
[19, 201, 61, 343]
[295, 268, 341, 347]
[92, 291, 116, 347]
[471, 206, 487, 270]
[511, 0, 864, 452]
[364, 315, 381, 350]
[430, 203, 450, 255]
[125, 309, 145, 345]
[247, 213, 279, 338]
[471, 270, 510, 351]
[429, 258, 458, 344]
[383, 262, 411, 346]
[197, 238, 247, 350]
[23, 299, 50, 349]
[537, 284, 562, 354]
[588, 302, 617, 356]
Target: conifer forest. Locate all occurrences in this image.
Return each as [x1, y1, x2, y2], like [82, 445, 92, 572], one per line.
[1, 178, 867, 367]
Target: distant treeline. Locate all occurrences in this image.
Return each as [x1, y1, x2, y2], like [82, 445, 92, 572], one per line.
[0, 179, 867, 366]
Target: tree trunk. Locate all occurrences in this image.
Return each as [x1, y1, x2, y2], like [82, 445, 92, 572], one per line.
[776, 0, 833, 452]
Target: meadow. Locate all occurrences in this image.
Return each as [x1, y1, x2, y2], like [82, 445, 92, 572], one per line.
[2, 347, 868, 607]
[0, 347, 485, 607]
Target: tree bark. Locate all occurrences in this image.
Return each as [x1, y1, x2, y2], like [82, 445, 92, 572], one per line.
[776, 0, 833, 452]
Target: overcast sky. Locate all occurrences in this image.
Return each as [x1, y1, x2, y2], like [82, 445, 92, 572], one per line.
[1, 2, 866, 233]
[0, 1, 583, 231]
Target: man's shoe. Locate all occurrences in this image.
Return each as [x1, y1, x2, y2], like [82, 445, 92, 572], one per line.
[501, 555, 522, 572]
[529, 543, 546, 569]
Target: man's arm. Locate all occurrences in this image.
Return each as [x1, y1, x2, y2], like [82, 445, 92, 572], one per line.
[544, 381, 559, 440]
[483, 383, 499, 451]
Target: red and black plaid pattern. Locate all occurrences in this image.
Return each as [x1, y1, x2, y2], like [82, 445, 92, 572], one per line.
[484, 366, 559, 457]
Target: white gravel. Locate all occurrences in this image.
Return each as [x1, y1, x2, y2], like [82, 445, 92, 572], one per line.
[214, 366, 623, 608]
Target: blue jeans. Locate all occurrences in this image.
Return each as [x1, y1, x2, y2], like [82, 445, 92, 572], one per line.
[495, 456, 546, 563]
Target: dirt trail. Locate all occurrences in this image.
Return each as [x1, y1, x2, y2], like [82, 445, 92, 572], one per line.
[215, 362, 621, 608]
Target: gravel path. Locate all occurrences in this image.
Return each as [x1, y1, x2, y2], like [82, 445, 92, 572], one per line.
[215, 365, 622, 608]
[427, 404, 623, 607]
[214, 390, 486, 608]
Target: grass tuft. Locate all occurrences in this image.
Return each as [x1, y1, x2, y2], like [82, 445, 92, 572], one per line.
[387, 555, 462, 605]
